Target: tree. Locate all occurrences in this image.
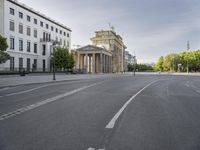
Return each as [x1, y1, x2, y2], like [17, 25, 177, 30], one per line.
[0, 34, 10, 64]
[67, 53, 75, 70]
[155, 56, 164, 71]
[163, 53, 180, 71]
[155, 49, 200, 72]
[53, 47, 75, 70]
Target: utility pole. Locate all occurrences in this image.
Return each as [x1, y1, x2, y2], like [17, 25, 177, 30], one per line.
[187, 41, 190, 74]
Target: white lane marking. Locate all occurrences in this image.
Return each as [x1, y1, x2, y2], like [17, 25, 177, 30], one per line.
[0, 82, 103, 121]
[0, 85, 23, 92]
[87, 148, 105, 150]
[106, 79, 161, 129]
[0, 87, 10, 92]
[5, 85, 48, 97]
[2, 80, 96, 97]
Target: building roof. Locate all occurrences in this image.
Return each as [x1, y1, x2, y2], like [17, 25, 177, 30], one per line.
[76, 45, 112, 55]
[7, 0, 72, 32]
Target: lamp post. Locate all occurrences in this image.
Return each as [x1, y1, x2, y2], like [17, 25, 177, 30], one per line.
[52, 40, 59, 81]
[187, 41, 190, 74]
[133, 55, 136, 77]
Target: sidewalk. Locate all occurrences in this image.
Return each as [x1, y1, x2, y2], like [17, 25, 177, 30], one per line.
[0, 74, 117, 88]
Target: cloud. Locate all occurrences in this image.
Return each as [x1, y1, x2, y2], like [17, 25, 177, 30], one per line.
[19, 0, 200, 63]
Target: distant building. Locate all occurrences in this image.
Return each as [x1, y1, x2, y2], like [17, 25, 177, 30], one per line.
[0, 0, 71, 72]
[124, 51, 136, 71]
[91, 30, 126, 73]
[73, 45, 112, 73]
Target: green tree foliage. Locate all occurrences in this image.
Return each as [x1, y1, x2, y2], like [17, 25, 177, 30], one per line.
[155, 56, 164, 71]
[155, 50, 200, 72]
[163, 53, 180, 71]
[0, 34, 10, 64]
[53, 48, 75, 70]
[128, 63, 154, 72]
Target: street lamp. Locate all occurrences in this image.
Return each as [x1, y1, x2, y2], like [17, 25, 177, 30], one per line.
[52, 40, 59, 80]
[133, 55, 137, 77]
[187, 41, 190, 74]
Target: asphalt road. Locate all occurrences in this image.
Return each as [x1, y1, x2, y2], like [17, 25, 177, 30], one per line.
[0, 74, 200, 150]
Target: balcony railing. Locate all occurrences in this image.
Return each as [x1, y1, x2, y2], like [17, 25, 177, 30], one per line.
[40, 38, 55, 43]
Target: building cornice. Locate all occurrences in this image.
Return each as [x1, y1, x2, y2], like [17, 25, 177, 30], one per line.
[7, 0, 72, 32]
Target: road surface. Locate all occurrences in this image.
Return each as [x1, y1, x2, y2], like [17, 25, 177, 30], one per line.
[0, 75, 200, 150]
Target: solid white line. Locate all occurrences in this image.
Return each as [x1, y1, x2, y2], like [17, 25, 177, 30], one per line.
[5, 85, 48, 97]
[105, 79, 161, 129]
[0, 82, 103, 121]
[2, 80, 94, 97]
[87, 148, 105, 150]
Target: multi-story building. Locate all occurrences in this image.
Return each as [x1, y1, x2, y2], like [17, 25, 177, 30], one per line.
[0, 0, 71, 72]
[91, 30, 126, 73]
[124, 51, 136, 71]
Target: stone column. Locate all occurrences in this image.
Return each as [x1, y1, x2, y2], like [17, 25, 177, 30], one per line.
[106, 55, 108, 73]
[88, 55, 91, 73]
[100, 53, 103, 73]
[92, 53, 96, 74]
[80, 54, 83, 69]
[85, 54, 88, 73]
[104, 54, 106, 73]
[77, 53, 80, 69]
[109, 56, 112, 73]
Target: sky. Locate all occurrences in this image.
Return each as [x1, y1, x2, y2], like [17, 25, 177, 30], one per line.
[19, 0, 200, 63]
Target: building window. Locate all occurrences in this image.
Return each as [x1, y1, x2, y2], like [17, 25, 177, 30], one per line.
[19, 24, 23, 34]
[27, 41, 31, 52]
[40, 21, 43, 27]
[64, 32, 66, 36]
[67, 33, 69, 37]
[19, 57, 23, 71]
[10, 8, 14, 15]
[19, 39, 23, 51]
[34, 29, 37, 38]
[67, 41, 69, 48]
[51, 26, 54, 31]
[64, 40, 66, 46]
[27, 58, 30, 72]
[60, 39, 62, 45]
[33, 59, 37, 70]
[9, 20, 15, 31]
[56, 28, 58, 33]
[43, 59, 46, 72]
[42, 45, 46, 55]
[10, 37, 14, 50]
[34, 18, 37, 24]
[10, 57, 15, 71]
[27, 27, 31, 36]
[27, 15, 30, 22]
[19, 12, 23, 19]
[46, 24, 49, 29]
[34, 43, 37, 53]
[60, 30, 62, 35]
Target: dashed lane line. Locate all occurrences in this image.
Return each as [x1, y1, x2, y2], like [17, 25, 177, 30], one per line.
[105, 79, 161, 129]
[5, 85, 49, 97]
[0, 81, 103, 121]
